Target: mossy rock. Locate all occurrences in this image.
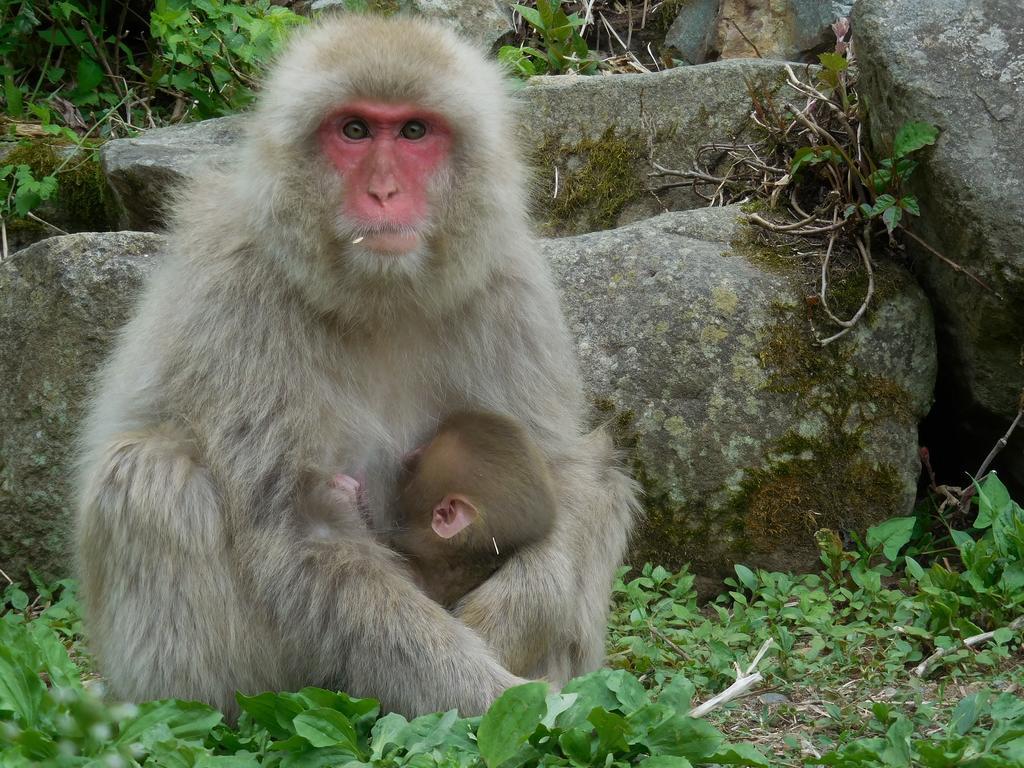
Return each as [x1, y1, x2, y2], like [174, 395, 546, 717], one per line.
[542, 205, 936, 595]
[2, 140, 116, 252]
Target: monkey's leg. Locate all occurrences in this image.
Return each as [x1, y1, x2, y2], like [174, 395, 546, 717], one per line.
[233, 517, 526, 716]
[456, 430, 639, 683]
[77, 424, 274, 719]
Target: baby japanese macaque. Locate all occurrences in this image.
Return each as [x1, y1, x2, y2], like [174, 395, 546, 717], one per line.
[391, 410, 557, 607]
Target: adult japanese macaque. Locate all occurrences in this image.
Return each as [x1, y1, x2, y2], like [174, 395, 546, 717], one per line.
[389, 410, 558, 607]
[75, 14, 638, 719]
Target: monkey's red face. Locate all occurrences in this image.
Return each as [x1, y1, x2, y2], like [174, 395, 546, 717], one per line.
[318, 102, 452, 255]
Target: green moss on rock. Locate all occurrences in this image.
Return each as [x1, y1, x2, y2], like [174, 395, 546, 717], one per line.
[535, 127, 644, 234]
[5, 141, 115, 231]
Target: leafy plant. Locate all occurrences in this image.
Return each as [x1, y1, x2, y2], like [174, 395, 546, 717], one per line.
[149, 0, 306, 118]
[502, 0, 596, 76]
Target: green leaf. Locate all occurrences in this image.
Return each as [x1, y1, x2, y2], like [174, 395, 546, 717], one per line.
[898, 196, 921, 216]
[607, 669, 648, 713]
[818, 52, 848, 73]
[116, 699, 223, 745]
[75, 57, 104, 94]
[588, 707, 632, 753]
[658, 675, 695, 714]
[734, 564, 757, 592]
[293, 707, 361, 753]
[369, 712, 410, 761]
[975, 472, 1012, 528]
[708, 743, 772, 766]
[882, 204, 902, 233]
[893, 121, 939, 158]
[3, 75, 23, 118]
[637, 757, 693, 768]
[236, 691, 304, 740]
[905, 556, 925, 580]
[477, 681, 548, 768]
[950, 692, 988, 736]
[867, 517, 916, 561]
[643, 714, 723, 760]
[0, 643, 44, 725]
[514, 4, 544, 31]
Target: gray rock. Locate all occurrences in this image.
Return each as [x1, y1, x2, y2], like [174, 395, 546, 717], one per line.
[100, 116, 242, 230]
[1, 210, 936, 588]
[672, 0, 851, 63]
[101, 60, 798, 233]
[0, 232, 163, 582]
[541, 205, 935, 592]
[310, 0, 511, 49]
[664, 0, 719, 64]
[855, 0, 1024, 486]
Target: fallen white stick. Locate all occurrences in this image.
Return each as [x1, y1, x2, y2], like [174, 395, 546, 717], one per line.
[688, 638, 774, 718]
[913, 615, 1024, 677]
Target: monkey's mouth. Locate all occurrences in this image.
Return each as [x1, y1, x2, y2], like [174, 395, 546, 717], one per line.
[349, 224, 423, 256]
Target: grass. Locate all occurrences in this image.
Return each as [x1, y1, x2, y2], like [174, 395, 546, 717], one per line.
[1, 473, 1022, 766]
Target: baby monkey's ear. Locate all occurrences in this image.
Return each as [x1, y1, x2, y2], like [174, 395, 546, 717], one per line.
[431, 495, 478, 539]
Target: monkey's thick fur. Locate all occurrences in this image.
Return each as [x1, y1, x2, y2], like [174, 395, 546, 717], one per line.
[75, 16, 639, 718]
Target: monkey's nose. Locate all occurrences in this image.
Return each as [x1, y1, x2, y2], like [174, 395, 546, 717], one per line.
[367, 178, 400, 203]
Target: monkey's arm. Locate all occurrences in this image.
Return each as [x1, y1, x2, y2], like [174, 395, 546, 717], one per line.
[454, 279, 640, 683]
[79, 422, 525, 717]
[232, 482, 528, 716]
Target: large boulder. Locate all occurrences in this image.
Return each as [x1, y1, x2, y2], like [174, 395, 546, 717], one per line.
[0, 210, 936, 590]
[100, 117, 240, 231]
[855, 0, 1024, 488]
[0, 232, 163, 581]
[101, 61, 799, 234]
[666, 0, 852, 64]
[542, 206, 935, 593]
[310, 0, 512, 50]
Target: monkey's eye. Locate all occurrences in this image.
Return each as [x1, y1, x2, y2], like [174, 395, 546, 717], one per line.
[400, 120, 427, 140]
[341, 119, 370, 140]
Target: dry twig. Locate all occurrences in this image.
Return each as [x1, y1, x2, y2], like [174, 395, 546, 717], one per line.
[913, 615, 1024, 677]
[689, 638, 773, 718]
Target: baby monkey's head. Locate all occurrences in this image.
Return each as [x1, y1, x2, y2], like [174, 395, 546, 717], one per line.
[394, 410, 556, 562]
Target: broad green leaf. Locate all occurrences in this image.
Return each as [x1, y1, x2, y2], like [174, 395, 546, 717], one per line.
[293, 707, 361, 753]
[904, 556, 925, 580]
[734, 564, 757, 591]
[867, 517, 916, 561]
[236, 691, 304, 740]
[818, 52, 849, 73]
[658, 675, 695, 715]
[369, 712, 410, 761]
[607, 669, 648, 713]
[899, 196, 921, 216]
[975, 472, 1012, 528]
[75, 57, 104, 94]
[951, 692, 989, 736]
[477, 681, 547, 768]
[558, 728, 593, 763]
[3, 75, 23, 118]
[514, 4, 544, 30]
[882, 203, 902, 233]
[0, 644, 44, 725]
[117, 699, 223, 746]
[643, 714, 723, 760]
[893, 121, 939, 158]
[589, 707, 632, 754]
[637, 757, 693, 768]
[541, 692, 578, 728]
[708, 743, 772, 766]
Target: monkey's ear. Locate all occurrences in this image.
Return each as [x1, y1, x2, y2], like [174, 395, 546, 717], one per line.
[431, 495, 478, 539]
